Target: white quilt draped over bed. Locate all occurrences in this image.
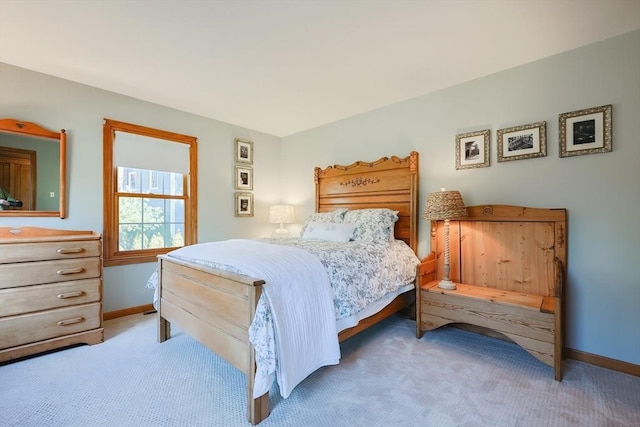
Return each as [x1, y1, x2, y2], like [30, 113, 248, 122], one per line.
[163, 239, 340, 398]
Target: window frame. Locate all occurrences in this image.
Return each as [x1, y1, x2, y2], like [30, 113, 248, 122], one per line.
[103, 119, 197, 267]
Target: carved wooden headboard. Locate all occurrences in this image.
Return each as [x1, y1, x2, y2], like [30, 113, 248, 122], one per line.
[314, 151, 419, 253]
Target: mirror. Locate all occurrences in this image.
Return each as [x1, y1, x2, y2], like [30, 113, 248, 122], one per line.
[0, 118, 66, 218]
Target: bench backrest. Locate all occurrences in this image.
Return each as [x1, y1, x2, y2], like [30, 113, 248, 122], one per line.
[430, 205, 567, 297]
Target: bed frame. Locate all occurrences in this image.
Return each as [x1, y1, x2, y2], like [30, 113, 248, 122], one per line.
[156, 151, 419, 424]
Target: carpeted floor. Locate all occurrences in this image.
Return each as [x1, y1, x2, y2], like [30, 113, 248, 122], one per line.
[1, 313, 639, 427]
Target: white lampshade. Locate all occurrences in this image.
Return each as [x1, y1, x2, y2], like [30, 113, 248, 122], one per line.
[269, 205, 294, 224]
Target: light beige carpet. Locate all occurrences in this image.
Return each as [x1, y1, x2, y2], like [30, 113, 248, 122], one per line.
[1, 313, 638, 426]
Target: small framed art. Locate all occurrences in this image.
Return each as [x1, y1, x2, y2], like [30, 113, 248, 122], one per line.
[235, 165, 253, 190]
[235, 192, 254, 217]
[559, 104, 612, 158]
[456, 129, 490, 170]
[235, 138, 253, 164]
[497, 121, 546, 162]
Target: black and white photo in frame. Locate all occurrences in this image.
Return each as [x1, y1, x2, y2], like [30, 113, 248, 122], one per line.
[456, 129, 490, 170]
[235, 165, 253, 190]
[559, 104, 612, 157]
[235, 192, 253, 217]
[234, 138, 254, 164]
[497, 121, 546, 162]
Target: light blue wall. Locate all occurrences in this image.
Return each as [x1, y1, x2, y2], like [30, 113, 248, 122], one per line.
[1, 30, 638, 366]
[0, 63, 283, 314]
[281, 30, 640, 365]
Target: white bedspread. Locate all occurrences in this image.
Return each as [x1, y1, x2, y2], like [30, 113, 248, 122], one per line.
[164, 239, 340, 398]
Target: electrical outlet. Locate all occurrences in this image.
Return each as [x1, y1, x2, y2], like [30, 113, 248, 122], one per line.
[50, 192, 55, 197]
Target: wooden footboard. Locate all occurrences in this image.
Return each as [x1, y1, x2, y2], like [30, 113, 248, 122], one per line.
[157, 254, 415, 425]
[156, 255, 269, 424]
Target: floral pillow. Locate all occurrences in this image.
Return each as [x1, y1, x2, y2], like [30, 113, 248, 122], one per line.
[299, 208, 348, 235]
[343, 208, 398, 243]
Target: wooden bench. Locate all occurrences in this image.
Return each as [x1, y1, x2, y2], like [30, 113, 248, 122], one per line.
[416, 205, 567, 381]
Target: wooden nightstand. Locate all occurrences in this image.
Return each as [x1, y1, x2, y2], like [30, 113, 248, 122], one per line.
[415, 205, 566, 381]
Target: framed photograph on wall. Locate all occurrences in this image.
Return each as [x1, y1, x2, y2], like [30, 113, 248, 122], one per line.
[497, 121, 546, 162]
[235, 192, 254, 217]
[559, 104, 612, 158]
[235, 165, 253, 190]
[235, 138, 253, 164]
[455, 129, 490, 170]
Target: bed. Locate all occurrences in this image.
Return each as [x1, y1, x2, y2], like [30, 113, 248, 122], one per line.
[154, 151, 420, 424]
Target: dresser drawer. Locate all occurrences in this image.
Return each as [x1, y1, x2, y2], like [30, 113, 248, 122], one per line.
[0, 303, 102, 350]
[0, 257, 101, 289]
[0, 239, 101, 264]
[0, 278, 102, 317]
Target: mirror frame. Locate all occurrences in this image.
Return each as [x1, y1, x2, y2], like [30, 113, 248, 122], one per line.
[0, 118, 67, 218]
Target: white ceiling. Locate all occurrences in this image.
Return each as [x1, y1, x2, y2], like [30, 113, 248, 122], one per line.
[1, 1, 639, 137]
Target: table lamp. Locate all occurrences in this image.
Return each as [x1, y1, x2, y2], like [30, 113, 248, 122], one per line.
[269, 205, 294, 237]
[423, 188, 467, 289]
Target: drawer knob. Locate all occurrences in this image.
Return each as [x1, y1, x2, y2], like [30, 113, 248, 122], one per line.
[57, 291, 85, 299]
[57, 317, 85, 326]
[56, 267, 85, 275]
[57, 248, 84, 254]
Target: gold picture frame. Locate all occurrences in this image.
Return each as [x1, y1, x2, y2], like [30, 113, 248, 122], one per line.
[235, 192, 254, 217]
[234, 138, 253, 164]
[559, 104, 612, 157]
[456, 129, 490, 170]
[497, 121, 546, 162]
[235, 165, 253, 190]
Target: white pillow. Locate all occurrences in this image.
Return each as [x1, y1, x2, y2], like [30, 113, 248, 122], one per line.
[299, 208, 348, 235]
[301, 221, 356, 242]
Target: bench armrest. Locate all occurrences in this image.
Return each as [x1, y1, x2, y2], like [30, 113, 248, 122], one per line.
[416, 252, 437, 287]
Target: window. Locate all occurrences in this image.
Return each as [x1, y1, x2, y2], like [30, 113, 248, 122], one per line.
[117, 167, 185, 251]
[149, 170, 159, 190]
[103, 119, 197, 266]
[127, 171, 138, 192]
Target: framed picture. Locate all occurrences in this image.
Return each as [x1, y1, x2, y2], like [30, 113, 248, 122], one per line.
[235, 192, 253, 217]
[456, 129, 490, 170]
[559, 104, 612, 158]
[235, 165, 253, 190]
[235, 138, 253, 164]
[497, 121, 546, 162]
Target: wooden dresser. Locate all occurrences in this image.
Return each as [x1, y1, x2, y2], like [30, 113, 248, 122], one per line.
[0, 227, 104, 363]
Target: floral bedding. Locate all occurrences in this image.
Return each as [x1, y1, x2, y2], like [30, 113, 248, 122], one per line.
[260, 237, 419, 320]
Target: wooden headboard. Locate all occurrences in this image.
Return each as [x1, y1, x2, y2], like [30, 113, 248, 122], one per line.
[314, 151, 419, 253]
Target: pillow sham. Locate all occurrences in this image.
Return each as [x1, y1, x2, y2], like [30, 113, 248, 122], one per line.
[301, 221, 357, 242]
[299, 208, 348, 235]
[343, 208, 399, 243]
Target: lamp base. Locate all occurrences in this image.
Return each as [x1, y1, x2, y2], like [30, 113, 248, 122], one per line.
[272, 228, 290, 238]
[437, 279, 457, 290]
